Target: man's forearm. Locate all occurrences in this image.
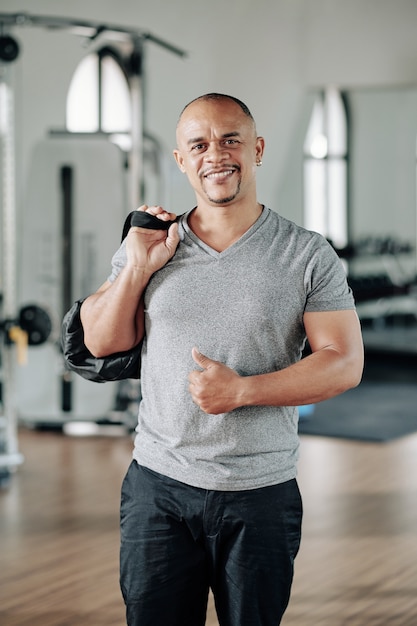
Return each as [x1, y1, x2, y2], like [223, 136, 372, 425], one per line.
[239, 346, 363, 409]
[81, 265, 151, 357]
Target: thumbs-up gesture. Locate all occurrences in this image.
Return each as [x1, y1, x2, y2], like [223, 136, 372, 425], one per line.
[188, 347, 243, 414]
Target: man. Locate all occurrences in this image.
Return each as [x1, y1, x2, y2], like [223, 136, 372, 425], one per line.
[81, 93, 364, 625]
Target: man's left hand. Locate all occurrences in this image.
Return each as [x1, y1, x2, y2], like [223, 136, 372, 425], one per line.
[188, 347, 243, 414]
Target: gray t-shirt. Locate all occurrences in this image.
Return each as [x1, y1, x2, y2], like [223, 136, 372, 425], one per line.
[109, 207, 355, 491]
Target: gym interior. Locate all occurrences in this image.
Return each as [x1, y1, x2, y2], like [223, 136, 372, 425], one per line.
[1, 1, 417, 624]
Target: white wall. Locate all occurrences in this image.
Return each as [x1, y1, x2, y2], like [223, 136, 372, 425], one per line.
[2, 0, 417, 222]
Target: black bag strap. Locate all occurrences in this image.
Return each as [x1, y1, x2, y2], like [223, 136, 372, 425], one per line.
[121, 211, 183, 242]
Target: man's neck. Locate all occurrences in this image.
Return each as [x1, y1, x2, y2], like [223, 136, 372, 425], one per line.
[188, 201, 263, 253]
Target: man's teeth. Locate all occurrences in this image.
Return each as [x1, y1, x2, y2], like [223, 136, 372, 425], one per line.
[206, 170, 234, 179]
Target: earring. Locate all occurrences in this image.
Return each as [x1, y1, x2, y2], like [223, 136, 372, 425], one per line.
[256, 160, 262, 167]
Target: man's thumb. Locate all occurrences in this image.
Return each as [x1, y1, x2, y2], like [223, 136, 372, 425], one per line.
[192, 347, 214, 369]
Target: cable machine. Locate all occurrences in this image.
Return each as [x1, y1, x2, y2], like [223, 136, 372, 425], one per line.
[0, 12, 186, 485]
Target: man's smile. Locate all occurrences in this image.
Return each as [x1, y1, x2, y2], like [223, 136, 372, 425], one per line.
[203, 167, 239, 181]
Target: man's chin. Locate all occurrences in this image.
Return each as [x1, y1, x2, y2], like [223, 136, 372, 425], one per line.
[209, 197, 236, 205]
[206, 191, 239, 205]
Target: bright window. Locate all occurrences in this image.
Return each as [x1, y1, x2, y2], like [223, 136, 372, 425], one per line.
[304, 87, 348, 249]
[66, 48, 131, 139]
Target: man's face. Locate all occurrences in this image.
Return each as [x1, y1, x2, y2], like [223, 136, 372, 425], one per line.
[174, 99, 264, 207]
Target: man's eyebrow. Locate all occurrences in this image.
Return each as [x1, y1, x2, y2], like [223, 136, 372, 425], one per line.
[187, 136, 204, 146]
[186, 131, 241, 146]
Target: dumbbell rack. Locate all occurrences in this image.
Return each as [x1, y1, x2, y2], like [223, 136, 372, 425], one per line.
[0, 58, 24, 483]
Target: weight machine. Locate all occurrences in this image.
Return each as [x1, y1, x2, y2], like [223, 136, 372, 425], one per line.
[0, 12, 186, 484]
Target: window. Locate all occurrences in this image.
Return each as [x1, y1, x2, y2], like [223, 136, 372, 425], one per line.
[66, 47, 132, 148]
[304, 87, 349, 249]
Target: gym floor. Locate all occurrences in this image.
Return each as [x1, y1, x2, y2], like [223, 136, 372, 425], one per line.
[1, 420, 417, 625]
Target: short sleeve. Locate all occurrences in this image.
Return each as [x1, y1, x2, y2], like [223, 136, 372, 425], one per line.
[304, 235, 355, 312]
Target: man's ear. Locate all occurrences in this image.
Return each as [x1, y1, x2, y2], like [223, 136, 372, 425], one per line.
[173, 149, 186, 173]
[255, 136, 265, 162]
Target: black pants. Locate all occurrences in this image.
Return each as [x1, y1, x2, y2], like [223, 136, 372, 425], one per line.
[120, 462, 302, 626]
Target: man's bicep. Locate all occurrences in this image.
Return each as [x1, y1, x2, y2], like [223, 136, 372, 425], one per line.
[303, 309, 363, 356]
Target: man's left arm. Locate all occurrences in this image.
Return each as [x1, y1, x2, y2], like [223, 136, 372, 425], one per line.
[188, 309, 364, 415]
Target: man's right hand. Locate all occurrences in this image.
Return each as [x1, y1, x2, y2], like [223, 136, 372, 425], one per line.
[126, 205, 180, 277]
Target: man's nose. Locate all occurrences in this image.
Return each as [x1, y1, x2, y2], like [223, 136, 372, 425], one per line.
[205, 141, 230, 161]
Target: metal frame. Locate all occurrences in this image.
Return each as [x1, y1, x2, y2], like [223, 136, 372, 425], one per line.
[0, 64, 24, 475]
[0, 11, 186, 479]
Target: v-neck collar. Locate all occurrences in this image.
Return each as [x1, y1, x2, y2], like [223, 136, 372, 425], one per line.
[180, 206, 269, 259]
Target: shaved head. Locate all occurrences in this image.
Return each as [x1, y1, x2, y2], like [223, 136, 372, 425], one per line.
[178, 93, 256, 130]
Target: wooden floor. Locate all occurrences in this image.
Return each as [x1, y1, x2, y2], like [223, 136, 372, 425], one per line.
[1, 426, 417, 625]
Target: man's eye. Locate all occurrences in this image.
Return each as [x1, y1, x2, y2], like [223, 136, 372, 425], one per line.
[224, 139, 238, 145]
[192, 144, 205, 151]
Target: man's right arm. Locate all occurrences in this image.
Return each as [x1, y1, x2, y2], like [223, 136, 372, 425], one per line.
[80, 206, 180, 357]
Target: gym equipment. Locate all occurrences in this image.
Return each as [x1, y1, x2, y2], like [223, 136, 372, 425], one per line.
[0, 11, 186, 209]
[16, 136, 126, 423]
[0, 36, 23, 483]
[0, 34, 19, 62]
[0, 11, 185, 481]
[1, 305, 52, 349]
[0, 301, 52, 485]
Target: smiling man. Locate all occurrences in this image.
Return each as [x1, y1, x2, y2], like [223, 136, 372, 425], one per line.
[174, 95, 264, 208]
[80, 93, 364, 626]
